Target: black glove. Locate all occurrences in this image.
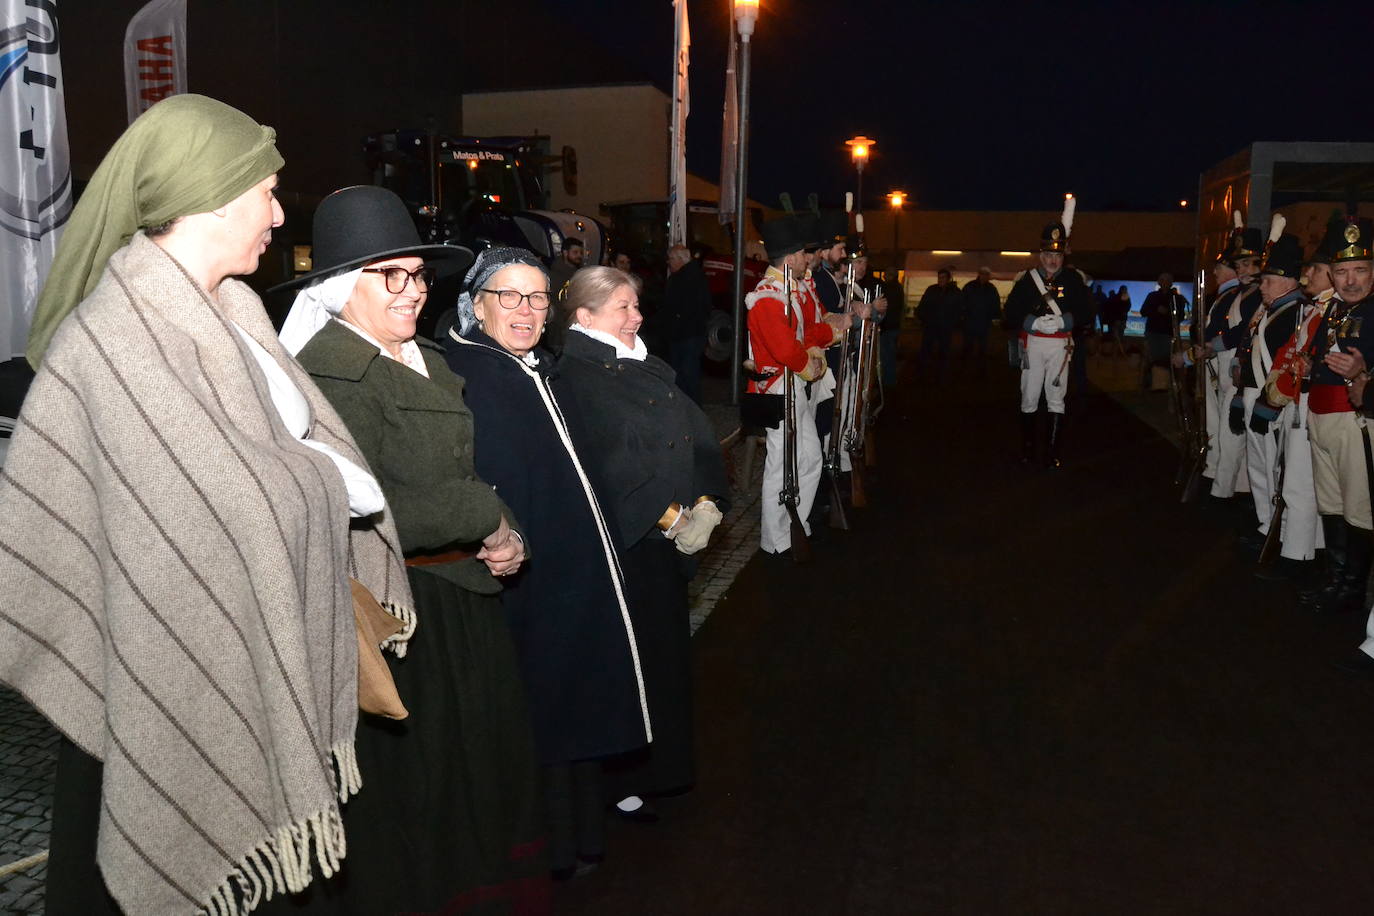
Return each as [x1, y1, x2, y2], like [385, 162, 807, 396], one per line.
[1228, 396, 1246, 435]
[1248, 400, 1279, 434]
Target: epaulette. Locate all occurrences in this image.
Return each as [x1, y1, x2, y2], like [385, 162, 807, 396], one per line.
[1013, 269, 1028, 282]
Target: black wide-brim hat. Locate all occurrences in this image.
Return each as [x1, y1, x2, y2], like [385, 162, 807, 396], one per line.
[268, 185, 474, 293]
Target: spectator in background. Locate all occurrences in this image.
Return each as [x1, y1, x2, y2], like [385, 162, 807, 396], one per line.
[1139, 273, 1185, 389]
[550, 236, 585, 296]
[660, 243, 712, 403]
[959, 266, 1001, 364]
[1101, 285, 1130, 357]
[862, 259, 904, 387]
[917, 267, 961, 382]
[545, 236, 586, 353]
[612, 251, 633, 273]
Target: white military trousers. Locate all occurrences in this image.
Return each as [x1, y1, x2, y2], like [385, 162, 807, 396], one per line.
[1020, 334, 1068, 414]
[1244, 387, 1275, 533]
[761, 375, 823, 554]
[1276, 393, 1322, 560]
[1210, 350, 1250, 497]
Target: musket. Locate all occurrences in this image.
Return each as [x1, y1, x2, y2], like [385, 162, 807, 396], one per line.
[1258, 411, 1294, 566]
[848, 286, 875, 502]
[780, 264, 811, 563]
[860, 288, 879, 466]
[824, 259, 855, 530]
[1179, 266, 1212, 503]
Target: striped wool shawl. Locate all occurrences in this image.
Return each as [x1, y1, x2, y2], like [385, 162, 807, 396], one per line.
[0, 234, 412, 914]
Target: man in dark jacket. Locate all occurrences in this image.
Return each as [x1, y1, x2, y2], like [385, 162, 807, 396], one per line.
[1138, 273, 1186, 389]
[661, 243, 711, 402]
[917, 268, 960, 381]
[959, 266, 1001, 362]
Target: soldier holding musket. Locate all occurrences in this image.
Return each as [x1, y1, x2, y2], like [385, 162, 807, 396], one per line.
[744, 216, 851, 556]
[1239, 228, 1310, 572]
[1003, 198, 1091, 468]
[1200, 215, 1263, 498]
[1294, 217, 1374, 619]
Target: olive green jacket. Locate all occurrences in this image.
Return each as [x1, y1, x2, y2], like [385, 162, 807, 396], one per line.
[297, 320, 519, 594]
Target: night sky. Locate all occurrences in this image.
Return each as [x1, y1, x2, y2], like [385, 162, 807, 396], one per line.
[538, 0, 1360, 212]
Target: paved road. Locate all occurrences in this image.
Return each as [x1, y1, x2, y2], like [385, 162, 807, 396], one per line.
[556, 347, 1374, 914]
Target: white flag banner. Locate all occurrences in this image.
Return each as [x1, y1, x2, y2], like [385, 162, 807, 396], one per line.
[0, 0, 73, 360]
[124, 0, 186, 124]
[667, 0, 690, 247]
[717, 8, 737, 227]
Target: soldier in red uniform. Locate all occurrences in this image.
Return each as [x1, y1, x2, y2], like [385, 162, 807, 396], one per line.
[744, 216, 849, 555]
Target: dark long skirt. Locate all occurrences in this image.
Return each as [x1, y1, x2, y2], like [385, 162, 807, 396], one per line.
[605, 538, 695, 799]
[45, 569, 548, 915]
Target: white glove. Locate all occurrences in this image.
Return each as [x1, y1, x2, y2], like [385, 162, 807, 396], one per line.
[1034, 314, 1062, 333]
[674, 501, 723, 555]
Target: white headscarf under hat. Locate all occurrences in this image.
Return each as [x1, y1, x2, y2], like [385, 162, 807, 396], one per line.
[278, 266, 364, 355]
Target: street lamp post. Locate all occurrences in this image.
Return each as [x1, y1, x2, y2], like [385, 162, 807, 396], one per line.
[845, 135, 875, 242]
[729, 0, 759, 406]
[887, 190, 906, 256]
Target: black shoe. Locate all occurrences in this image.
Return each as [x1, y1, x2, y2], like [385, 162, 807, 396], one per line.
[1236, 529, 1265, 553]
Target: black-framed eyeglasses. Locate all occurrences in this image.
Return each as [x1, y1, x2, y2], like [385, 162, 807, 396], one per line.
[361, 265, 436, 294]
[480, 288, 552, 311]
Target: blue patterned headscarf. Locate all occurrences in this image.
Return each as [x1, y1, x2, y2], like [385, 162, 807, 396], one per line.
[455, 246, 547, 334]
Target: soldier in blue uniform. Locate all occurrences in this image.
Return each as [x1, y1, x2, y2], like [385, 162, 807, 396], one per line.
[1236, 228, 1306, 562]
[1303, 217, 1374, 621]
[1003, 205, 1092, 468]
[1201, 218, 1264, 498]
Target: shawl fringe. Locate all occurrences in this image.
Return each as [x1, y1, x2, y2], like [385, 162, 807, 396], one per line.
[197, 740, 358, 915]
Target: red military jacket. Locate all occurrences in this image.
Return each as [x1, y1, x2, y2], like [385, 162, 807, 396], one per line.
[744, 266, 836, 393]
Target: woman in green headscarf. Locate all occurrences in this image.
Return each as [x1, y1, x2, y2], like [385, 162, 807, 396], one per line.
[2, 95, 411, 915]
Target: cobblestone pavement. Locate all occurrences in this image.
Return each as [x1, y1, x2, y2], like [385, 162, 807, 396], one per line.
[0, 686, 57, 915]
[0, 399, 762, 914]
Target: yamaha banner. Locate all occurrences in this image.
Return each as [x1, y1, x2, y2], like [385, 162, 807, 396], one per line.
[124, 0, 186, 124]
[0, 0, 72, 360]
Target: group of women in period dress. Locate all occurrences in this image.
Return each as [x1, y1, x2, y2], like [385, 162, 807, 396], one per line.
[0, 95, 725, 915]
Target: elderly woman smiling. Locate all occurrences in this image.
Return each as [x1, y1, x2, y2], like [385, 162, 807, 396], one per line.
[556, 266, 728, 821]
[443, 248, 652, 879]
[275, 188, 547, 913]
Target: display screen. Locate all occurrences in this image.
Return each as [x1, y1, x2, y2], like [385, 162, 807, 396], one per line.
[1092, 280, 1196, 337]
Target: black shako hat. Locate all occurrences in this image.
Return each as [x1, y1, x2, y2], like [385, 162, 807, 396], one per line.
[795, 213, 823, 252]
[818, 211, 848, 248]
[268, 185, 474, 293]
[1227, 226, 1264, 263]
[1307, 212, 1346, 265]
[1327, 216, 1374, 263]
[1040, 222, 1069, 253]
[761, 216, 805, 261]
[847, 235, 867, 259]
[1261, 234, 1304, 279]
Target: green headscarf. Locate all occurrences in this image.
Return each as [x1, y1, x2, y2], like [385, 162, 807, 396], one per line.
[26, 94, 284, 368]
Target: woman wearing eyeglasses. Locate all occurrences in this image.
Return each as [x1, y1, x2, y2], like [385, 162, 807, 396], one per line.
[442, 247, 653, 880]
[274, 188, 549, 914]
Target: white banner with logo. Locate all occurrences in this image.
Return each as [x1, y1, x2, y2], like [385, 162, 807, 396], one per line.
[124, 0, 186, 124]
[0, 0, 72, 360]
[667, 0, 690, 247]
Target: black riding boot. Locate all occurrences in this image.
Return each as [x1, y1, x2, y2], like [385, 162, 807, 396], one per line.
[1046, 412, 1064, 469]
[1334, 525, 1374, 615]
[1020, 412, 1036, 465]
[1312, 515, 1351, 612]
